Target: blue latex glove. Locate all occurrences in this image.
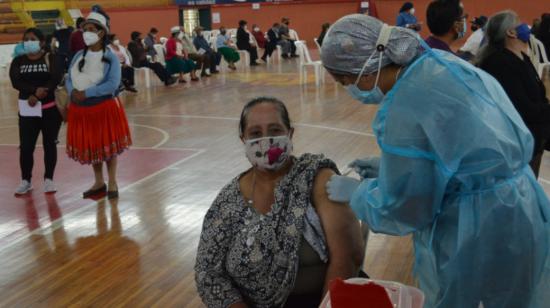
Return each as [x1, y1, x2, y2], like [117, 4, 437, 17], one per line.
[348, 156, 380, 179]
[326, 174, 361, 203]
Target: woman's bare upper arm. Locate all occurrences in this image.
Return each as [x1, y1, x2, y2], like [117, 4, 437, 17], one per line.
[312, 168, 365, 265]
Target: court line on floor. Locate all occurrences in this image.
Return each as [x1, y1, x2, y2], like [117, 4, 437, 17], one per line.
[129, 114, 377, 137]
[0, 148, 206, 253]
[0, 122, 170, 149]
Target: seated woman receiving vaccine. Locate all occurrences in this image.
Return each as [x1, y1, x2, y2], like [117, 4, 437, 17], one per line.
[195, 97, 364, 308]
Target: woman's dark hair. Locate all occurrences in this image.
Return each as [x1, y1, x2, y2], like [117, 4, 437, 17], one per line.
[131, 31, 141, 41]
[400, 2, 414, 13]
[321, 23, 330, 31]
[23, 28, 45, 42]
[427, 0, 463, 36]
[150, 27, 158, 34]
[239, 20, 247, 27]
[77, 22, 111, 72]
[239, 97, 292, 137]
[76, 17, 85, 29]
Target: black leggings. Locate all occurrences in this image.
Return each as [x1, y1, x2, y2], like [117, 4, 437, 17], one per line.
[121, 66, 135, 86]
[19, 107, 62, 181]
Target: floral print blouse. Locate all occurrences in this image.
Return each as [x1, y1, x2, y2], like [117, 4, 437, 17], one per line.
[195, 154, 338, 307]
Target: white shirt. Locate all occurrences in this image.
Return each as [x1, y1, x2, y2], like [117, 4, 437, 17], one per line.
[71, 50, 105, 91]
[460, 29, 484, 56]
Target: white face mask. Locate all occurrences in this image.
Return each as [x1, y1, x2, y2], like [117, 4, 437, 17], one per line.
[178, 32, 184, 40]
[244, 136, 293, 171]
[254, 27, 260, 32]
[410, 8, 415, 15]
[83, 31, 100, 46]
[113, 39, 121, 46]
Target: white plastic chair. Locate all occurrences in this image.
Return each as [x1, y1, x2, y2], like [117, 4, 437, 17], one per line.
[531, 38, 550, 78]
[153, 44, 166, 66]
[295, 41, 325, 86]
[127, 50, 152, 88]
[314, 37, 322, 55]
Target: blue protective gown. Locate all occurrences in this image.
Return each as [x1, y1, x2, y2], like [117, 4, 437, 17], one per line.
[350, 48, 550, 308]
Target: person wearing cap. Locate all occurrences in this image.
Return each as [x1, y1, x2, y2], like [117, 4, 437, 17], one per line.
[65, 7, 132, 200]
[477, 11, 550, 179]
[396, 2, 421, 32]
[425, 0, 467, 53]
[458, 15, 487, 60]
[165, 26, 198, 83]
[321, 13, 550, 308]
[128, 31, 176, 86]
[193, 26, 221, 74]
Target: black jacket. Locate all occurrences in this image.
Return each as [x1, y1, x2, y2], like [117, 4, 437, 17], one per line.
[236, 27, 252, 50]
[9, 53, 62, 103]
[480, 48, 550, 154]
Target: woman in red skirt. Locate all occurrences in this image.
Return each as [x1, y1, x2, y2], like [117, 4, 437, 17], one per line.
[65, 7, 131, 199]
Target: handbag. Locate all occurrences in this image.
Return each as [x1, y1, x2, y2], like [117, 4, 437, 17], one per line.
[44, 53, 70, 121]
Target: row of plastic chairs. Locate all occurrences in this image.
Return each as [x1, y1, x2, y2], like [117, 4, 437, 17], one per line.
[528, 37, 550, 78]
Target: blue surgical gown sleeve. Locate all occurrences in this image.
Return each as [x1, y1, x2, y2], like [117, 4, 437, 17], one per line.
[351, 150, 449, 236]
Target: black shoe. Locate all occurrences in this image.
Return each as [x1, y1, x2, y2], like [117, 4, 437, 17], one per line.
[165, 77, 177, 86]
[250, 62, 259, 66]
[125, 86, 138, 93]
[83, 184, 107, 198]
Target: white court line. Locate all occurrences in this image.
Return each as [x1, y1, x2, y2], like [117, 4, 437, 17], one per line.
[129, 114, 377, 137]
[0, 123, 170, 148]
[130, 123, 169, 148]
[0, 148, 206, 253]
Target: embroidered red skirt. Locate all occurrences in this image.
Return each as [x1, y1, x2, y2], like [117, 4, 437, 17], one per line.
[66, 98, 132, 164]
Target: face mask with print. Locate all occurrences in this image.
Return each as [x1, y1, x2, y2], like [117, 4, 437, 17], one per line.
[345, 48, 386, 104]
[515, 23, 531, 43]
[23, 41, 41, 54]
[245, 135, 293, 171]
[83, 31, 100, 46]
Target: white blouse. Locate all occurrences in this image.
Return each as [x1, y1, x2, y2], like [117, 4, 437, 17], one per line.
[71, 50, 105, 91]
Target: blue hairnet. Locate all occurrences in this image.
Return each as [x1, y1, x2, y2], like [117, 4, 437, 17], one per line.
[321, 14, 423, 75]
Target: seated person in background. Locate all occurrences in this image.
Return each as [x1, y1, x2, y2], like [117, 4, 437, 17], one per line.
[144, 27, 158, 60]
[165, 26, 197, 83]
[216, 27, 240, 70]
[193, 27, 221, 74]
[178, 27, 211, 77]
[236, 20, 260, 66]
[278, 17, 298, 58]
[534, 13, 550, 61]
[424, 0, 467, 54]
[396, 2, 422, 31]
[195, 97, 365, 308]
[107, 34, 137, 93]
[252, 24, 267, 49]
[458, 15, 487, 61]
[317, 23, 330, 47]
[128, 31, 176, 86]
[263, 23, 285, 61]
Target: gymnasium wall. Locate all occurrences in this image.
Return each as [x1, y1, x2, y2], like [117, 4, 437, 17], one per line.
[57, 0, 550, 47]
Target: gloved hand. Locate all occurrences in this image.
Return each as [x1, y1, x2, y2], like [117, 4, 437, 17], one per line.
[326, 175, 361, 203]
[348, 156, 380, 179]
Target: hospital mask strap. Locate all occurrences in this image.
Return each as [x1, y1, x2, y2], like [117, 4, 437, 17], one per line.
[345, 24, 392, 105]
[515, 23, 531, 43]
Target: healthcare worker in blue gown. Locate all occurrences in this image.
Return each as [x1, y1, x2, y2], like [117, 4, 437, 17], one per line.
[321, 13, 550, 308]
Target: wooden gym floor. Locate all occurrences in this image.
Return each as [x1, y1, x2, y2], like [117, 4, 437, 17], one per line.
[0, 57, 548, 307]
